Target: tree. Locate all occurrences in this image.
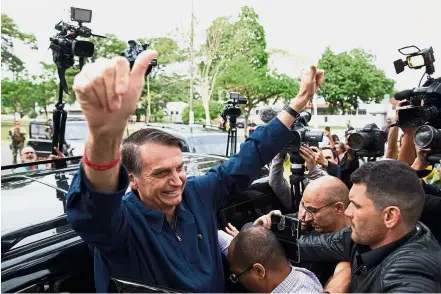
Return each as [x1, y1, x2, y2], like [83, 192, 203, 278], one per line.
[219, 58, 299, 132]
[1, 78, 34, 118]
[1, 14, 38, 78]
[196, 7, 258, 126]
[182, 100, 223, 124]
[89, 34, 127, 62]
[317, 47, 395, 114]
[139, 37, 187, 121]
[216, 7, 299, 133]
[40, 62, 79, 104]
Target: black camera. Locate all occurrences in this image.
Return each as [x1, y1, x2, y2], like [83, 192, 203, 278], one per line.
[221, 92, 248, 128]
[393, 46, 441, 129]
[348, 123, 385, 157]
[270, 214, 300, 263]
[121, 40, 158, 76]
[49, 7, 105, 93]
[284, 112, 323, 154]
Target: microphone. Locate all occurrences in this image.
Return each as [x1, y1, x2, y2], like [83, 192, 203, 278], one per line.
[394, 89, 414, 101]
[259, 107, 280, 123]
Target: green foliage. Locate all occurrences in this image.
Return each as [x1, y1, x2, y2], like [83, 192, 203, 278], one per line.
[182, 101, 223, 124]
[89, 34, 127, 62]
[28, 109, 38, 119]
[1, 14, 38, 76]
[216, 7, 299, 131]
[317, 47, 395, 114]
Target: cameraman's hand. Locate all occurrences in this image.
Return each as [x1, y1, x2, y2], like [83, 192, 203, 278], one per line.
[300, 145, 317, 171]
[73, 51, 157, 137]
[292, 65, 324, 112]
[253, 210, 281, 229]
[412, 147, 431, 171]
[311, 146, 328, 167]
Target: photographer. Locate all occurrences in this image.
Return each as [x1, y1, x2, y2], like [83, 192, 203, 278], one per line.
[65, 50, 324, 293]
[269, 145, 329, 211]
[258, 160, 441, 292]
[410, 147, 441, 244]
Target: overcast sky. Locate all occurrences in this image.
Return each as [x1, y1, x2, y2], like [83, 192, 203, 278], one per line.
[2, 0, 441, 91]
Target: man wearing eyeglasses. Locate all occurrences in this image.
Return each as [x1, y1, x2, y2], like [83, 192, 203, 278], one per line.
[223, 225, 323, 293]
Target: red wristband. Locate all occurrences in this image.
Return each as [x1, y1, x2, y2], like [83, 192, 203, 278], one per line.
[83, 152, 121, 170]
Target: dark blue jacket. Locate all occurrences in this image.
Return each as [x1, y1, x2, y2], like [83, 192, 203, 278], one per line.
[66, 118, 292, 292]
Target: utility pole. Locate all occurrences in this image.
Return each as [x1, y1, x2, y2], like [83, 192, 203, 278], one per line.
[189, 0, 195, 125]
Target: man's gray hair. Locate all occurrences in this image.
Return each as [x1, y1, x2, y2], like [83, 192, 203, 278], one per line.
[121, 128, 182, 176]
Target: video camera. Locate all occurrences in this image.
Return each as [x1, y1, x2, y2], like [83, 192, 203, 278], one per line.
[49, 7, 105, 94]
[393, 46, 441, 129]
[284, 112, 323, 157]
[220, 92, 247, 128]
[121, 40, 158, 76]
[348, 123, 385, 158]
[393, 45, 441, 163]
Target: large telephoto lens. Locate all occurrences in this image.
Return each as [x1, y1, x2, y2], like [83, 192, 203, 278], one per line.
[348, 132, 371, 151]
[414, 125, 441, 150]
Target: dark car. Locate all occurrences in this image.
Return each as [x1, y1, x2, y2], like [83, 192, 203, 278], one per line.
[144, 123, 245, 157]
[1, 153, 285, 293]
[27, 118, 89, 158]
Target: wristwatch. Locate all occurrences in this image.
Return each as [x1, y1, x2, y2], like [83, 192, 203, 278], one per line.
[283, 104, 300, 119]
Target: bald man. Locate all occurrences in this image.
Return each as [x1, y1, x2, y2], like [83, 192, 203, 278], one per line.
[299, 176, 350, 233]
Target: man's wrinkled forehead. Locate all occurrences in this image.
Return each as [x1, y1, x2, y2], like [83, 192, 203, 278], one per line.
[139, 143, 183, 171]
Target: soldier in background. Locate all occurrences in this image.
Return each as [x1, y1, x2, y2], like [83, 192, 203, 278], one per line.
[8, 121, 26, 164]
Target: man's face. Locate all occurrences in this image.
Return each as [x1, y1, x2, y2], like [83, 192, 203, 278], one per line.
[386, 119, 392, 126]
[130, 143, 187, 211]
[346, 121, 350, 127]
[345, 184, 387, 246]
[21, 147, 37, 163]
[322, 149, 337, 164]
[299, 187, 340, 233]
[14, 122, 20, 128]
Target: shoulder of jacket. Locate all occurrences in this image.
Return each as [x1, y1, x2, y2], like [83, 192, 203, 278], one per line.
[380, 235, 441, 290]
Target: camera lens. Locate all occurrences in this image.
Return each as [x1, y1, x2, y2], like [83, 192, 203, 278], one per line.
[348, 132, 370, 151]
[414, 125, 441, 150]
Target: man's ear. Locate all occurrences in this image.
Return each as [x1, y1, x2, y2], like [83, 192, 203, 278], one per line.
[253, 263, 266, 279]
[383, 206, 401, 229]
[129, 173, 138, 190]
[334, 202, 346, 215]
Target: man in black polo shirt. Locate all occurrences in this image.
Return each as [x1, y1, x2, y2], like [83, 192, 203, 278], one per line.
[297, 160, 441, 292]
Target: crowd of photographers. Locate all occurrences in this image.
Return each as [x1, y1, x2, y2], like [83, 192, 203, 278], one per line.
[219, 95, 441, 292]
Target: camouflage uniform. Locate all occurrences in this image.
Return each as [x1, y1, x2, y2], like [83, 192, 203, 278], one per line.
[9, 127, 26, 164]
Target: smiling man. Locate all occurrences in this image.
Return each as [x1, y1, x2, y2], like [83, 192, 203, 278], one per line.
[65, 51, 324, 292]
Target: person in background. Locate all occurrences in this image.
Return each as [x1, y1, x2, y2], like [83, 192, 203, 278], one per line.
[9, 121, 26, 164]
[13, 146, 65, 173]
[344, 120, 354, 139]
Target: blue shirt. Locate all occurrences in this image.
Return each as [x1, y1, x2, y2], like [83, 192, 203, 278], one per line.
[66, 118, 292, 293]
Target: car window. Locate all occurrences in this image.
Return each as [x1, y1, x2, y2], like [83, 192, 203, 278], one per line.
[189, 134, 229, 156]
[65, 123, 88, 140]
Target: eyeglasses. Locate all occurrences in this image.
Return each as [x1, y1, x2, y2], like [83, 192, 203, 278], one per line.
[301, 201, 338, 218]
[230, 263, 255, 283]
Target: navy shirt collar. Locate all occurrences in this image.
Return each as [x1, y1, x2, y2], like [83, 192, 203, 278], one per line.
[125, 190, 194, 233]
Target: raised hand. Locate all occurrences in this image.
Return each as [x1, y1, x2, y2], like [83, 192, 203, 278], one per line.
[294, 65, 325, 111]
[73, 50, 158, 136]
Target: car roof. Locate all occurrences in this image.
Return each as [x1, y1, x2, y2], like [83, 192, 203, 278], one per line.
[144, 123, 226, 136]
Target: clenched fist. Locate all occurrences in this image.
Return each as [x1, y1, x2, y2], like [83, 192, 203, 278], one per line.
[73, 50, 158, 136]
